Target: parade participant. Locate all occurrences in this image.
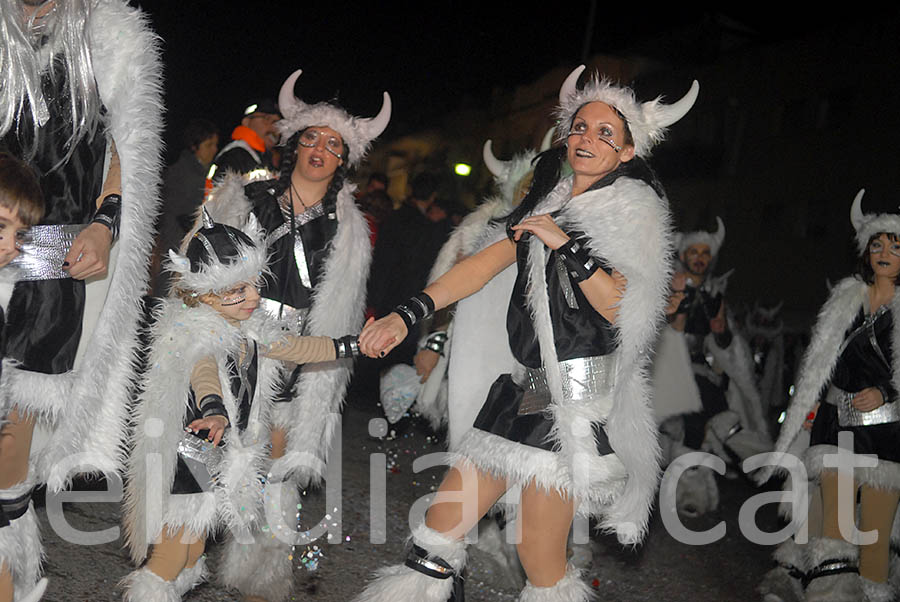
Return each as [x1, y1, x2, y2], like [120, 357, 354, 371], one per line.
[219, 68, 387, 601]
[207, 99, 280, 185]
[121, 183, 360, 601]
[760, 190, 900, 602]
[355, 65, 697, 601]
[0, 1, 162, 600]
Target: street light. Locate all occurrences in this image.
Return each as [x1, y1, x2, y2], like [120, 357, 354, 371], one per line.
[454, 163, 471, 176]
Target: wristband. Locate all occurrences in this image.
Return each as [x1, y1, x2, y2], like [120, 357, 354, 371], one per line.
[91, 193, 121, 241]
[334, 335, 360, 359]
[557, 238, 601, 283]
[393, 292, 435, 330]
[423, 331, 448, 355]
[198, 394, 228, 422]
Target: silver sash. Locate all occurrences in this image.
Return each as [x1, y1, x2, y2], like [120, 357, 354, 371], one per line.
[826, 385, 900, 427]
[8, 224, 88, 280]
[514, 354, 617, 415]
[259, 297, 309, 335]
[266, 202, 327, 291]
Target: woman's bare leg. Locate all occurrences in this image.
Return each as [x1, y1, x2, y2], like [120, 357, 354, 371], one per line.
[270, 427, 287, 460]
[515, 482, 575, 587]
[145, 526, 204, 582]
[0, 408, 36, 488]
[858, 484, 900, 583]
[424, 461, 509, 540]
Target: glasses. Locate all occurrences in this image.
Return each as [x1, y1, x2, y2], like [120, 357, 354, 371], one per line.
[219, 282, 258, 306]
[869, 239, 900, 258]
[567, 121, 622, 153]
[298, 129, 344, 159]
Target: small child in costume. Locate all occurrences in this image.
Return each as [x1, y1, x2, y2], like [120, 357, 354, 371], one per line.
[0, 152, 48, 602]
[121, 197, 359, 601]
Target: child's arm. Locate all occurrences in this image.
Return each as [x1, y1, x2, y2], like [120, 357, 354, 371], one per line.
[261, 335, 359, 364]
[187, 355, 229, 446]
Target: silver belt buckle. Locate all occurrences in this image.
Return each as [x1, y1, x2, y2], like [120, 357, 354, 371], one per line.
[516, 355, 618, 416]
[831, 385, 900, 427]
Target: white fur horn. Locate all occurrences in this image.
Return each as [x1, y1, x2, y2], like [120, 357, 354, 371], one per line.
[482, 140, 506, 177]
[278, 69, 306, 117]
[850, 188, 866, 232]
[649, 80, 700, 129]
[359, 92, 392, 140]
[540, 127, 555, 152]
[559, 65, 586, 103]
[712, 216, 725, 250]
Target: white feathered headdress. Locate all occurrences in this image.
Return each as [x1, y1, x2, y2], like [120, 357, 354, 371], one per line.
[676, 216, 726, 257]
[555, 65, 699, 158]
[167, 174, 267, 295]
[276, 68, 391, 168]
[850, 189, 900, 254]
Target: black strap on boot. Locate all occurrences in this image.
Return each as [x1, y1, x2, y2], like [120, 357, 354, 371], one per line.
[0, 487, 33, 528]
[404, 544, 465, 601]
[802, 558, 859, 589]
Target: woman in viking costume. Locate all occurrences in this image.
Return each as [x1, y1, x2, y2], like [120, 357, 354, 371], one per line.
[121, 181, 360, 601]
[759, 191, 900, 602]
[356, 65, 698, 601]
[0, 2, 162, 601]
[218, 68, 387, 601]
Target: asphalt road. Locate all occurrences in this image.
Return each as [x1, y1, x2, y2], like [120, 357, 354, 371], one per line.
[35, 398, 778, 601]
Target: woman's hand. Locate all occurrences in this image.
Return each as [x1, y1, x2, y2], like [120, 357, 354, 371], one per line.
[509, 214, 569, 250]
[187, 415, 229, 446]
[63, 223, 112, 280]
[358, 314, 407, 358]
[852, 387, 885, 412]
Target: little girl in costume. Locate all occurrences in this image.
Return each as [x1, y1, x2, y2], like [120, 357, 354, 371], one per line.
[121, 184, 358, 601]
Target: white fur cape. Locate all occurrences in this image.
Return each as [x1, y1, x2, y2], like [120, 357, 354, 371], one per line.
[0, 0, 163, 491]
[123, 299, 284, 563]
[417, 193, 517, 449]
[453, 175, 674, 545]
[268, 182, 372, 485]
[762, 277, 900, 489]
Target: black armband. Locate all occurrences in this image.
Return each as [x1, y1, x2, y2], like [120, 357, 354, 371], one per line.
[91, 193, 121, 241]
[393, 292, 435, 330]
[557, 238, 603, 283]
[422, 331, 448, 355]
[198, 394, 229, 422]
[334, 335, 360, 359]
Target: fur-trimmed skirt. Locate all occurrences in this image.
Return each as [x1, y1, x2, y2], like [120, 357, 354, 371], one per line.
[811, 403, 900, 463]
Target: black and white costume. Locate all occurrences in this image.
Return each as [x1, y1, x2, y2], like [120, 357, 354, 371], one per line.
[0, 2, 162, 599]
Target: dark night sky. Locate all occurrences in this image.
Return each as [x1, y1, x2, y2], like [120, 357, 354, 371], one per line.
[134, 2, 834, 162]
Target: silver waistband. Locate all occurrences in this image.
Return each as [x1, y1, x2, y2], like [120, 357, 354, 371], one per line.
[259, 297, 309, 335]
[827, 385, 900, 427]
[514, 354, 617, 415]
[7, 224, 88, 281]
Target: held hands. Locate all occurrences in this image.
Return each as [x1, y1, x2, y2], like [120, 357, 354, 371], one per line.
[359, 314, 407, 359]
[852, 387, 885, 412]
[186, 415, 229, 446]
[510, 214, 569, 250]
[63, 222, 112, 280]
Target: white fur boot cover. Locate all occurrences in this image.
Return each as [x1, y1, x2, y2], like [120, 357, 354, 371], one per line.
[0, 482, 42, 599]
[19, 577, 47, 602]
[860, 576, 896, 602]
[174, 555, 208, 597]
[120, 568, 179, 602]
[757, 538, 806, 602]
[352, 523, 466, 602]
[518, 564, 593, 602]
[804, 537, 862, 602]
[220, 481, 295, 601]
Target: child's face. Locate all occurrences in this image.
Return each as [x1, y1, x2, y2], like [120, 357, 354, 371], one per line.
[200, 282, 260, 322]
[0, 204, 27, 268]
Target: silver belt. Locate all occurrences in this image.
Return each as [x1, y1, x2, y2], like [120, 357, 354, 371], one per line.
[7, 224, 88, 280]
[259, 297, 309, 335]
[514, 354, 617, 415]
[827, 385, 900, 427]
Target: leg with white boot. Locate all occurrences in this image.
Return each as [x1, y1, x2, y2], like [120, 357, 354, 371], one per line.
[121, 526, 205, 601]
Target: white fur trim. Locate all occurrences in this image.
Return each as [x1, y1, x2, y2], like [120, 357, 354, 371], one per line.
[273, 183, 371, 486]
[0, 496, 42, 597]
[518, 565, 593, 602]
[4, 0, 165, 491]
[120, 568, 179, 602]
[860, 577, 896, 602]
[174, 556, 207, 597]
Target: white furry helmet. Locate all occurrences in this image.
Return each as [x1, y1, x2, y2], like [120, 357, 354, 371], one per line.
[850, 188, 900, 254]
[482, 127, 554, 202]
[276, 69, 391, 168]
[555, 65, 699, 157]
[168, 175, 267, 295]
[676, 217, 726, 258]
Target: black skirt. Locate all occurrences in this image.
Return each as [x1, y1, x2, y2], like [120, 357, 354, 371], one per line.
[472, 374, 615, 456]
[810, 402, 900, 463]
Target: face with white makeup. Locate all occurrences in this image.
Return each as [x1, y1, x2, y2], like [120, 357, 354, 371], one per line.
[566, 101, 635, 194]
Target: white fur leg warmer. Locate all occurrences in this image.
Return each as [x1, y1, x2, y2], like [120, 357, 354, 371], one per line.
[0, 482, 42, 598]
[518, 565, 593, 602]
[804, 537, 862, 602]
[19, 577, 47, 602]
[120, 567, 179, 602]
[220, 481, 296, 601]
[174, 556, 207, 597]
[757, 538, 807, 602]
[352, 524, 466, 602]
[860, 577, 896, 602]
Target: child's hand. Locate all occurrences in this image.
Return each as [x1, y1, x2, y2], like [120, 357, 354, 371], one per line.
[187, 415, 229, 446]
